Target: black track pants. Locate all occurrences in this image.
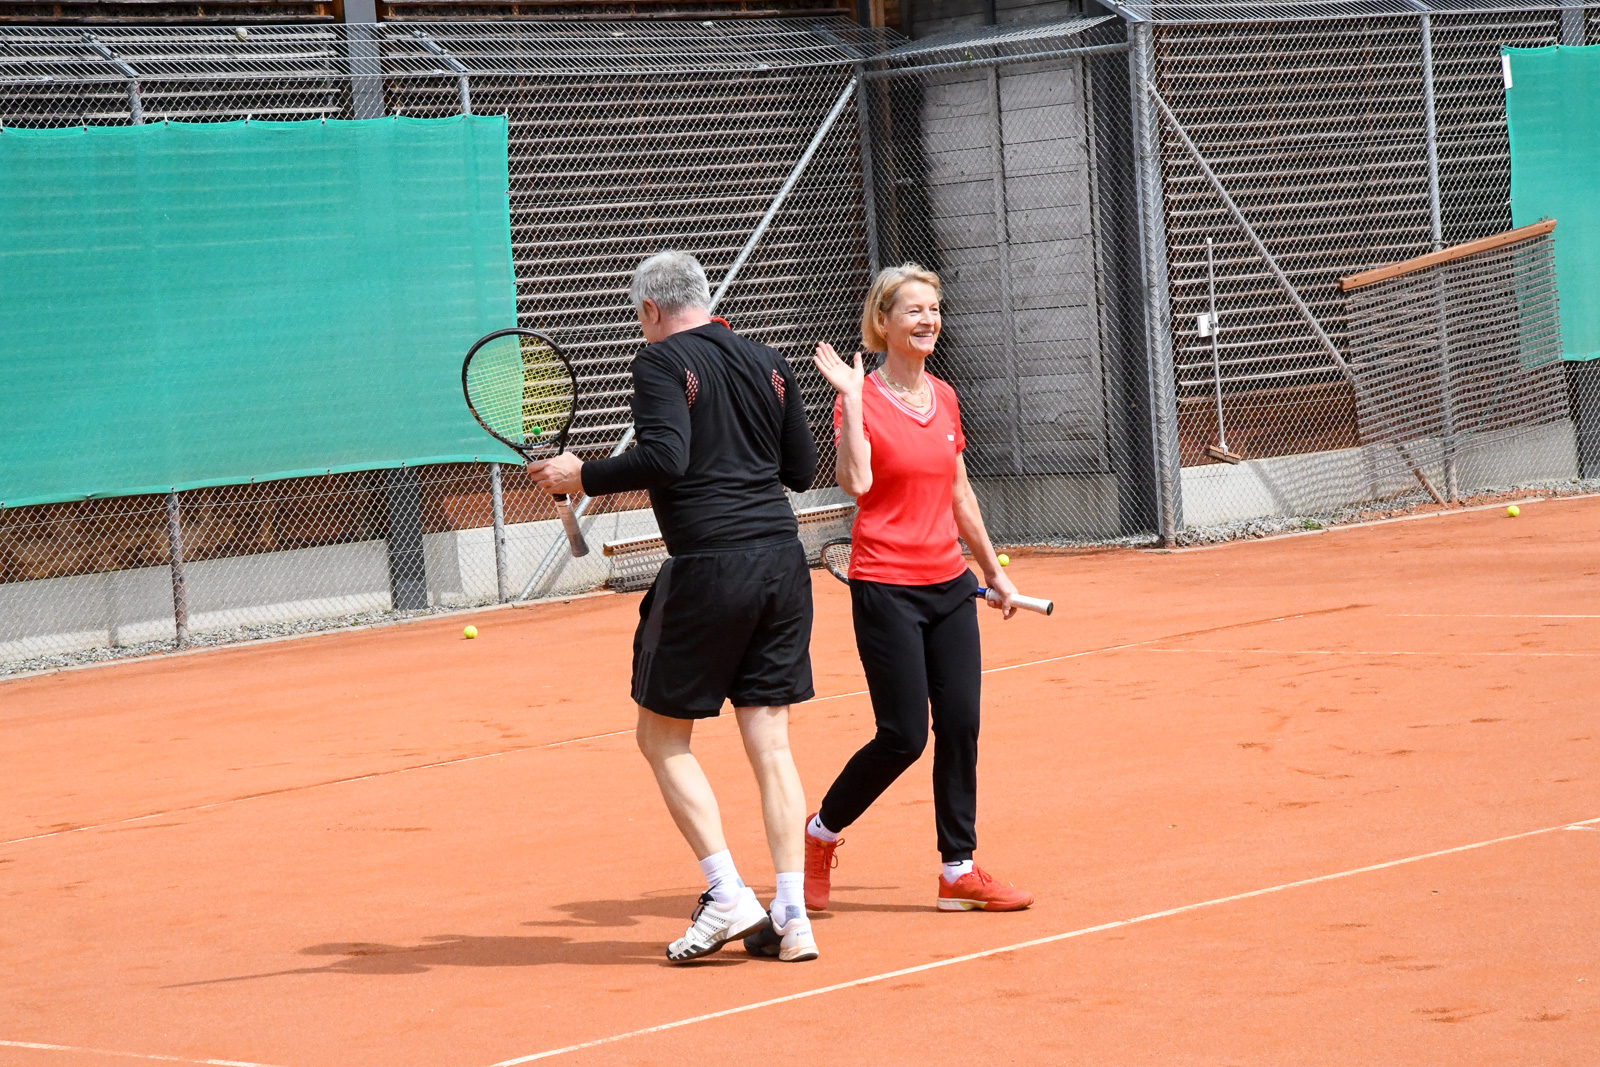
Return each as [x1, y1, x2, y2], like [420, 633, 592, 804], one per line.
[817, 571, 982, 862]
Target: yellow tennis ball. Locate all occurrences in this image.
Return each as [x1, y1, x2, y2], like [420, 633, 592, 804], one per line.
[1506, 505, 1520, 518]
[997, 553, 1010, 567]
[463, 625, 478, 639]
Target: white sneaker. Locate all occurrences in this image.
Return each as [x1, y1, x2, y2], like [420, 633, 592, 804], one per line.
[666, 886, 768, 963]
[742, 904, 819, 962]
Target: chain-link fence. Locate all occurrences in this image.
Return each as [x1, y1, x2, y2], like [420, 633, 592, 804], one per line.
[1132, 1, 1600, 536]
[4, 7, 1599, 672]
[1, 20, 881, 671]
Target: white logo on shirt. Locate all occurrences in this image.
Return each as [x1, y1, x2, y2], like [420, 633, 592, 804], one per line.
[947, 434, 955, 441]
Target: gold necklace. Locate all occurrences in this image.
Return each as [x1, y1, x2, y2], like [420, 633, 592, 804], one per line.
[880, 368, 928, 400]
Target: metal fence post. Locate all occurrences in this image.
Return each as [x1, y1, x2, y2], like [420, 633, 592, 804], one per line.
[489, 462, 509, 602]
[1562, 0, 1587, 46]
[343, 6, 430, 610]
[1563, 3, 1596, 477]
[987, 64, 1023, 477]
[1129, 22, 1183, 544]
[385, 465, 429, 611]
[166, 490, 189, 648]
[814, 27, 881, 275]
[1420, 14, 1459, 502]
[342, 0, 385, 120]
[856, 65, 882, 275]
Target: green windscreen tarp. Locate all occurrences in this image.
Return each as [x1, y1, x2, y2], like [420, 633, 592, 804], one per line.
[1505, 45, 1600, 362]
[0, 116, 519, 508]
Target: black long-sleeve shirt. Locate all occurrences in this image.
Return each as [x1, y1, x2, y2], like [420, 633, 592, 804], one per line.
[580, 321, 818, 556]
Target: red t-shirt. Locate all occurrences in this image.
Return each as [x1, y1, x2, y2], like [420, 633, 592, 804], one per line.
[833, 370, 968, 585]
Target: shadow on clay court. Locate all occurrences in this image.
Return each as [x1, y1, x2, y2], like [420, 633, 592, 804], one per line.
[168, 885, 932, 988]
[810, 894, 928, 916]
[526, 887, 921, 930]
[162, 933, 699, 987]
[522, 890, 707, 929]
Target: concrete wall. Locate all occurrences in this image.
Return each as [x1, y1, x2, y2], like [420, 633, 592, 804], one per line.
[424, 505, 659, 606]
[0, 540, 393, 659]
[0, 506, 661, 662]
[970, 471, 1120, 540]
[0, 494, 863, 662]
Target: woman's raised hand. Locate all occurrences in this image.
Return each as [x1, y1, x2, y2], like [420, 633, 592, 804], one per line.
[814, 342, 864, 400]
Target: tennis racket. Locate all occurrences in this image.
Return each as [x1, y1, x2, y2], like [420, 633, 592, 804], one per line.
[820, 538, 1053, 616]
[462, 327, 589, 557]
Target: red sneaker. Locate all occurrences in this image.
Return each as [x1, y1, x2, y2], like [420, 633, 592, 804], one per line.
[937, 865, 1033, 911]
[803, 814, 843, 912]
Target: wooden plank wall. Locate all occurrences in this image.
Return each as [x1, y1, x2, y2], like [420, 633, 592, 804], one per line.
[903, 0, 1081, 39]
[920, 57, 1108, 480]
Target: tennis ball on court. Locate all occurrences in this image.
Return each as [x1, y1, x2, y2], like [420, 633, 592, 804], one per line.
[997, 553, 1010, 567]
[1507, 505, 1520, 518]
[463, 625, 478, 639]
[234, 26, 249, 39]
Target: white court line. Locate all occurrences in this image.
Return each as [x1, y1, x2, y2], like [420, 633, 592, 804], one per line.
[0, 1038, 286, 1066]
[1, 608, 1354, 851]
[488, 814, 1600, 1065]
[1391, 613, 1600, 619]
[1144, 648, 1600, 658]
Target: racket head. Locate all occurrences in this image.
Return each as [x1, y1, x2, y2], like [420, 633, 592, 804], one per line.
[462, 328, 578, 460]
[821, 537, 852, 585]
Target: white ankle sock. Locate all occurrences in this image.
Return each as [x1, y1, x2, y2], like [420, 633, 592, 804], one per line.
[941, 859, 974, 883]
[699, 850, 744, 908]
[772, 871, 805, 926]
[807, 814, 839, 842]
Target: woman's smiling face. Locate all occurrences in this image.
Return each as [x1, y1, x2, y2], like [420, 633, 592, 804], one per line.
[879, 280, 941, 358]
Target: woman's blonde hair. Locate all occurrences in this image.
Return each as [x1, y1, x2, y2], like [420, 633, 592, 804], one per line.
[860, 263, 941, 352]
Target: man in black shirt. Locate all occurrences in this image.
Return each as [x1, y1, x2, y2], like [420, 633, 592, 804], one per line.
[528, 251, 820, 963]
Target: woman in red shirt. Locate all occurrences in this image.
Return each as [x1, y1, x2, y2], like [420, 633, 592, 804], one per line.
[803, 263, 1033, 913]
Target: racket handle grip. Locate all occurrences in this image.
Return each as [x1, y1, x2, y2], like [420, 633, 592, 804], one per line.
[980, 588, 1054, 616]
[552, 495, 590, 557]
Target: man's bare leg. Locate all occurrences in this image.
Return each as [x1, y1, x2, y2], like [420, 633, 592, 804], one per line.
[734, 704, 805, 872]
[634, 705, 726, 860]
[636, 705, 766, 961]
[734, 704, 818, 960]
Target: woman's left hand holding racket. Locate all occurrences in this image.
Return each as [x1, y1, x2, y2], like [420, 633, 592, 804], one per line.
[462, 327, 590, 558]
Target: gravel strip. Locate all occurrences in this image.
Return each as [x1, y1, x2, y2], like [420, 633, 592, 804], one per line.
[1174, 479, 1600, 547]
[0, 604, 471, 678]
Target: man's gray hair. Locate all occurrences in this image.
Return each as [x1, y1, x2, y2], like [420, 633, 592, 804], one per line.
[630, 250, 712, 313]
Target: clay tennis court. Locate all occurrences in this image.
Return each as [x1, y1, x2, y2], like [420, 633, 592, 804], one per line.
[2, 495, 1596, 1066]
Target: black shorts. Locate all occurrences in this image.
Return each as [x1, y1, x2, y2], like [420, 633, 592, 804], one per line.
[631, 539, 814, 719]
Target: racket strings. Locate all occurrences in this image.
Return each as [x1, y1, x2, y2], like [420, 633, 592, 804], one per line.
[464, 333, 576, 457]
[520, 338, 575, 453]
[821, 539, 852, 584]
